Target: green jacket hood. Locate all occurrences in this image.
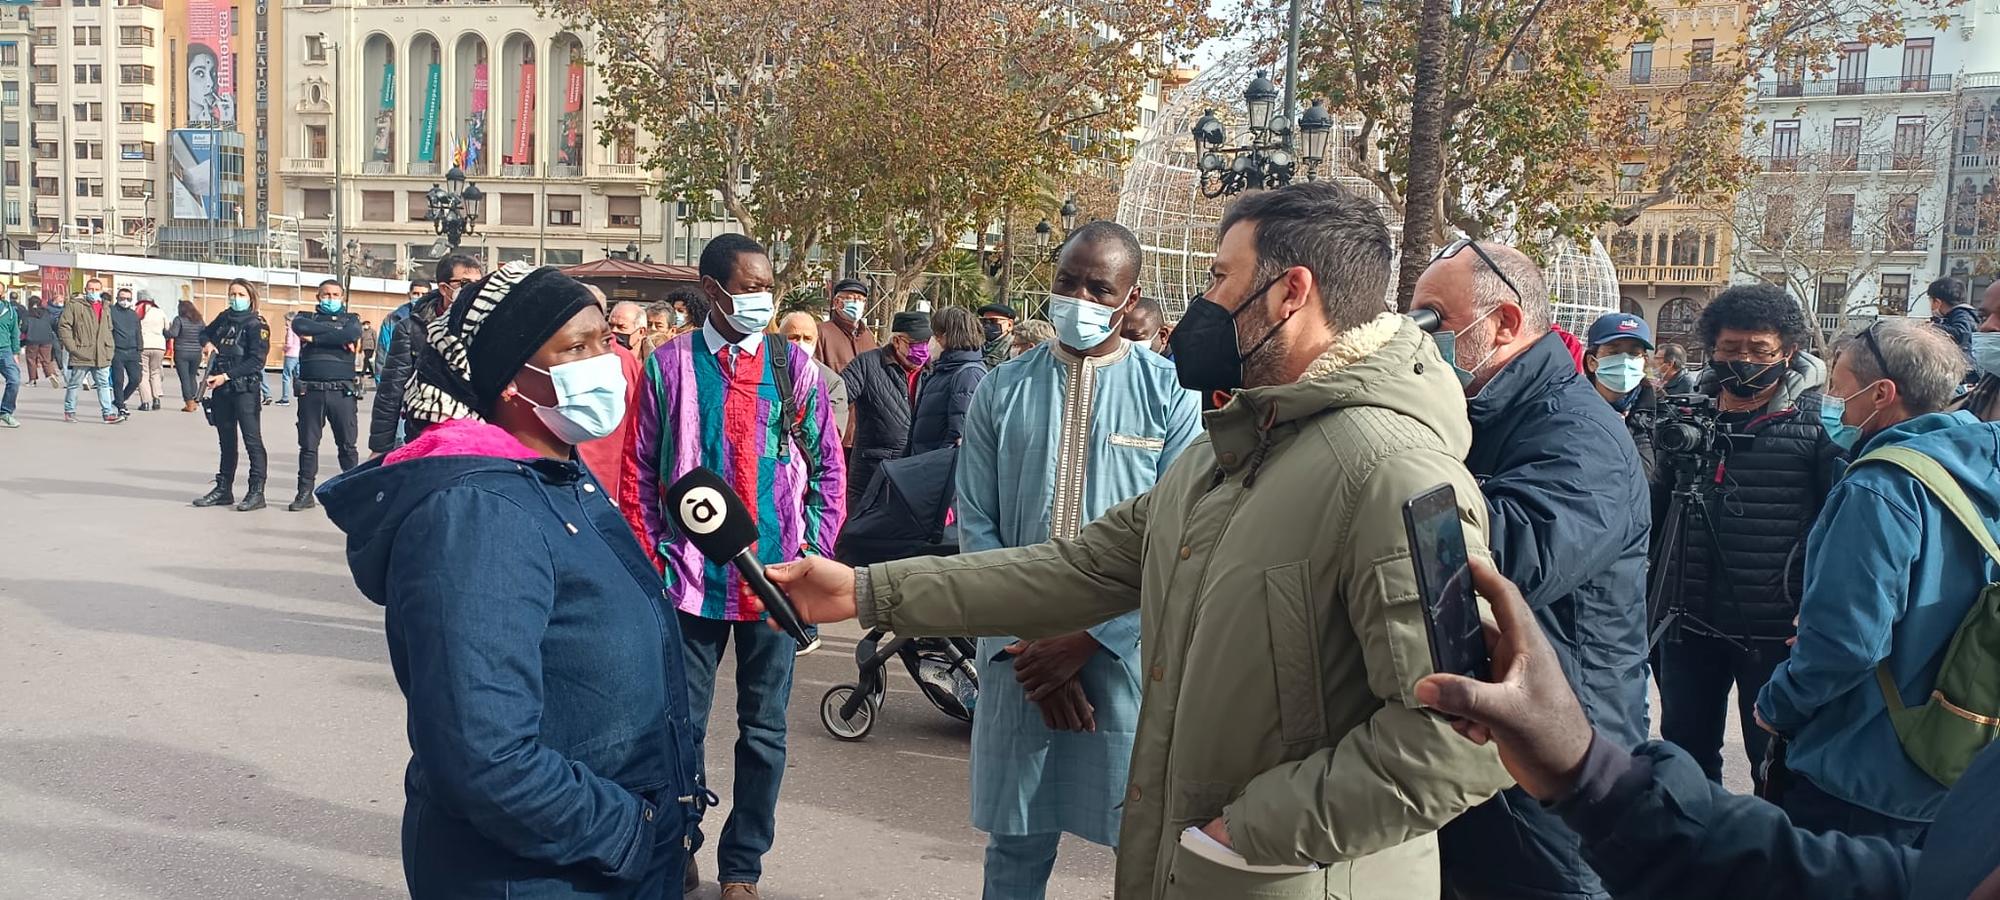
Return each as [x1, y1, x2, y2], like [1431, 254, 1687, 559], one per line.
[1206, 313, 1472, 474]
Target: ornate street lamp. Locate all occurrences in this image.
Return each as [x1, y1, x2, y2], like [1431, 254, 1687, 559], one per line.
[1034, 218, 1052, 250]
[426, 165, 482, 249]
[1194, 70, 1335, 198]
[1059, 196, 1079, 232]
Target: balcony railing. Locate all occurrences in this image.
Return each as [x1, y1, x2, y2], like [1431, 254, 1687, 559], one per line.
[1758, 73, 1954, 98]
[407, 161, 439, 177]
[595, 163, 642, 179]
[549, 164, 582, 178]
[1948, 236, 1999, 253]
[1755, 152, 1937, 173]
[1958, 152, 2000, 170]
[1613, 263, 1724, 286]
[281, 157, 331, 175]
[361, 161, 393, 175]
[501, 164, 536, 178]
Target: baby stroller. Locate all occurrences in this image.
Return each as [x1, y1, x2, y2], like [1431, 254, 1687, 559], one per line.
[822, 447, 980, 741]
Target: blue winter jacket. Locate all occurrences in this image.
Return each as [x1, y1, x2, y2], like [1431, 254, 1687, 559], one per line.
[1556, 733, 2000, 899]
[1756, 410, 2000, 822]
[320, 442, 702, 899]
[1442, 332, 1654, 900]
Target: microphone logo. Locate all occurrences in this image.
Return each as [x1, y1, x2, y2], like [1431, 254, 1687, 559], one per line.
[678, 486, 727, 535]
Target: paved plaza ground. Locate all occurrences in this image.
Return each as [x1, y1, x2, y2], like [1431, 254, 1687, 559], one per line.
[0, 375, 1748, 899]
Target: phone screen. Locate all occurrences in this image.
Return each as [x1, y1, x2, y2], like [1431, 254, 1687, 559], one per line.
[1404, 484, 1490, 682]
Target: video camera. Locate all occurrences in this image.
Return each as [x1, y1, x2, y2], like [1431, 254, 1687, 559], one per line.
[1654, 392, 1726, 479]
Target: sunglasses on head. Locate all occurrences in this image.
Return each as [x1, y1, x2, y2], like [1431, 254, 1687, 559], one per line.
[1432, 238, 1523, 306]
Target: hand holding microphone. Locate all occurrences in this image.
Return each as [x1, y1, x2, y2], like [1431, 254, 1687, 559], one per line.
[663, 467, 825, 654]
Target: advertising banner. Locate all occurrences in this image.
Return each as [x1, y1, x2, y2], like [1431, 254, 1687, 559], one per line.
[39, 266, 72, 304]
[169, 129, 222, 221]
[418, 63, 442, 163]
[511, 63, 536, 165]
[186, 0, 236, 125]
[370, 63, 395, 163]
[558, 62, 585, 167]
[466, 62, 489, 171]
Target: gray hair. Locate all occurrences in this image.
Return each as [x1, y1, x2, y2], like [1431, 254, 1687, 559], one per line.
[1217, 181, 1394, 330]
[608, 300, 644, 322]
[1468, 244, 1550, 333]
[1836, 318, 1966, 415]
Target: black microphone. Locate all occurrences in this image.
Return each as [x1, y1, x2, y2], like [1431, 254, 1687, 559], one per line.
[663, 467, 822, 654]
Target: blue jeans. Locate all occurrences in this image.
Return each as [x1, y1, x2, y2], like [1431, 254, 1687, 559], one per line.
[63, 365, 115, 416]
[280, 356, 299, 400]
[679, 611, 796, 885]
[0, 351, 20, 415]
[983, 832, 1061, 900]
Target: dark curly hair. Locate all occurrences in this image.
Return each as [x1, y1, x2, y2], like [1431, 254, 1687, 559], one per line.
[1697, 283, 1810, 352]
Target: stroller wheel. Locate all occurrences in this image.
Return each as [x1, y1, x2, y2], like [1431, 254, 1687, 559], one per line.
[820, 684, 876, 741]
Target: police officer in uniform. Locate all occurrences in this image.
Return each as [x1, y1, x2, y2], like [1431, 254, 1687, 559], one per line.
[287, 278, 364, 512]
[193, 278, 272, 511]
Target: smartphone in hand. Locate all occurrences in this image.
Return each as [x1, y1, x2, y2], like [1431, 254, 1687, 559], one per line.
[1403, 484, 1492, 683]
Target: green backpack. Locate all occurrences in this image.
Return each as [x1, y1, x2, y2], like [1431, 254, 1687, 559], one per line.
[1855, 445, 2000, 787]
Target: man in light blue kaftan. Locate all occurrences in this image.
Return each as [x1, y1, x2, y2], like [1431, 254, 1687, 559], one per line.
[956, 222, 1202, 900]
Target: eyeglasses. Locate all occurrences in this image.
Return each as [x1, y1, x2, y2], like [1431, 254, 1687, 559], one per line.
[1432, 238, 1523, 306]
[1855, 321, 1893, 379]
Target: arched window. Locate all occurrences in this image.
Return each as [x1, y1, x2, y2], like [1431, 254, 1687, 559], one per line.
[1619, 297, 1644, 318]
[362, 34, 396, 167]
[1671, 229, 1701, 266]
[1610, 230, 1639, 265]
[1659, 296, 1702, 361]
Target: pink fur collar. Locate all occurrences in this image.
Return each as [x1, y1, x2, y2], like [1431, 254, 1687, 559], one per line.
[383, 418, 540, 465]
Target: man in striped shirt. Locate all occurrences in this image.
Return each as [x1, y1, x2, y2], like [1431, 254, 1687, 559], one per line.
[631, 233, 845, 900]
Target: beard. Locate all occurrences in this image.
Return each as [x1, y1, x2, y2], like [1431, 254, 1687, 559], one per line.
[1454, 317, 1498, 383]
[1236, 298, 1293, 389]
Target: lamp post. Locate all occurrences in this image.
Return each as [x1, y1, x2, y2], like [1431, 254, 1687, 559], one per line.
[1193, 72, 1335, 199]
[425, 164, 482, 250]
[1059, 196, 1078, 232]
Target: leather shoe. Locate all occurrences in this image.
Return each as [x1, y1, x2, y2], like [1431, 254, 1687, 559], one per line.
[684, 858, 699, 893]
[720, 884, 759, 899]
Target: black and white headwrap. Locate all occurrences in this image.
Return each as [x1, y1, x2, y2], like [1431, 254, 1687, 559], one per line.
[405, 261, 595, 424]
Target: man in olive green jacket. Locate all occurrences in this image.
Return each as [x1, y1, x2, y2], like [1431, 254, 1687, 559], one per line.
[772, 183, 1511, 899]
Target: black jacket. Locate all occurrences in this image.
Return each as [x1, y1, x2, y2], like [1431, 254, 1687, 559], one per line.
[1661, 355, 1846, 641]
[1660, 369, 1699, 397]
[841, 347, 916, 503]
[1556, 733, 2000, 900]
[1936, 303, 1979, 354]
[906, 349, 987, 456]
[110, 305, 142, 353]
[23, 307, 59, 345]
[370, 291, 444, 453]
[167, 315, 207, 357]
[201, 309, 270, 395]
[1442, 332, 1654, 900]
[292, 309, 363, 384]
[1620, 378, 1659, 488]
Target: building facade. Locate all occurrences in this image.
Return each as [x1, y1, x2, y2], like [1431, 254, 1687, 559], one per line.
[1599, 0, 1747, 356]
[2, 1, 34, 256]
[1735, 5, 1967, 337]
[1942, 0, 2000, 301]
[277, 0, 693, 280]
[25, 0, 171, 255]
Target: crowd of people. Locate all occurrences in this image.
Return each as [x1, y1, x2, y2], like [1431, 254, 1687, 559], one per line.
[7, 178, 1998, 900]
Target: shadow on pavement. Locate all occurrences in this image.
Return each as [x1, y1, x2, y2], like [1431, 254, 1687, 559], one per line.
[112, 466, 217, 486]
[152, 566, 375, 612]
[4, 578, 385, 665]
[0, 477, 202, 504]
[0, 735, 401, 897]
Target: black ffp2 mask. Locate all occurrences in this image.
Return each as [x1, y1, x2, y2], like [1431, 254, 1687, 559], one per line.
[1717, 358, 1786, 398]
[1168, 273, 1289, 405]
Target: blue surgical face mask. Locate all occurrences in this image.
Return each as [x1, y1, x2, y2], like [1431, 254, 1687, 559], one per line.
[518, 351, 629, 445]
[229, 296, 251, 313]
[842, 299, 865, 322]
[1048, 293, 1118, 351]
[1594, 353, 1645, 394]
[670, 309, 687, 328]
[725, 290, 775, 335]
[1819, 381, 1883, 451]
[318, 295, 344, 314]
[1974, 332, 2000, 379]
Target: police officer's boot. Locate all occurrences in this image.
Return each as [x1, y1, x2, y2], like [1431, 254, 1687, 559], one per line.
[287, 481, 317, 512]
[191, 477, 234, 508]
[235, 480, 266, 512]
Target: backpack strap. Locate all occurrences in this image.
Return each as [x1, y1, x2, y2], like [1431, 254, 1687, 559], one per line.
[1854, 445, 2000, 721]
[1853, 446, 2000, 569]
[765, 334, 801, 461]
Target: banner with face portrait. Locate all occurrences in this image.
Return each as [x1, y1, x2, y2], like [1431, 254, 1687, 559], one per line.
[185, 0, 236, 126]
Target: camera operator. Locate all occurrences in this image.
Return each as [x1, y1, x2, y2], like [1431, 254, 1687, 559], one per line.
[1653, 283, 1845, 790]
[1414, 242, 1652, 900]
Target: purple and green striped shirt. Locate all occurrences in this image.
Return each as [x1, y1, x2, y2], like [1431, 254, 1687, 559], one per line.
[634, 327, 846, 621]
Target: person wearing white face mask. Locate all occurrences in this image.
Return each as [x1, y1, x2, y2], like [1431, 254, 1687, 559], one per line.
[815, 277, 878, 376]
[1954, 279, 2000, 423]
[318, 262, 705, 900]
[1584, 312, 1660, 485]
[629, 233, 846, 900]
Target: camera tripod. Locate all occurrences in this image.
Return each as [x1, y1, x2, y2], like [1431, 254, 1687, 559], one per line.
[1647, 454, 1745, 656]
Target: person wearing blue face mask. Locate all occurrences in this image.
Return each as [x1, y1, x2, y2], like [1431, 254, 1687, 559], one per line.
[1954, 279, 2000, 423]
[1584, 312, 1660, 486]
[814, 277, 878, 378]
[1755, 318, 2000, 844]
[285, 278, 365, 512]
